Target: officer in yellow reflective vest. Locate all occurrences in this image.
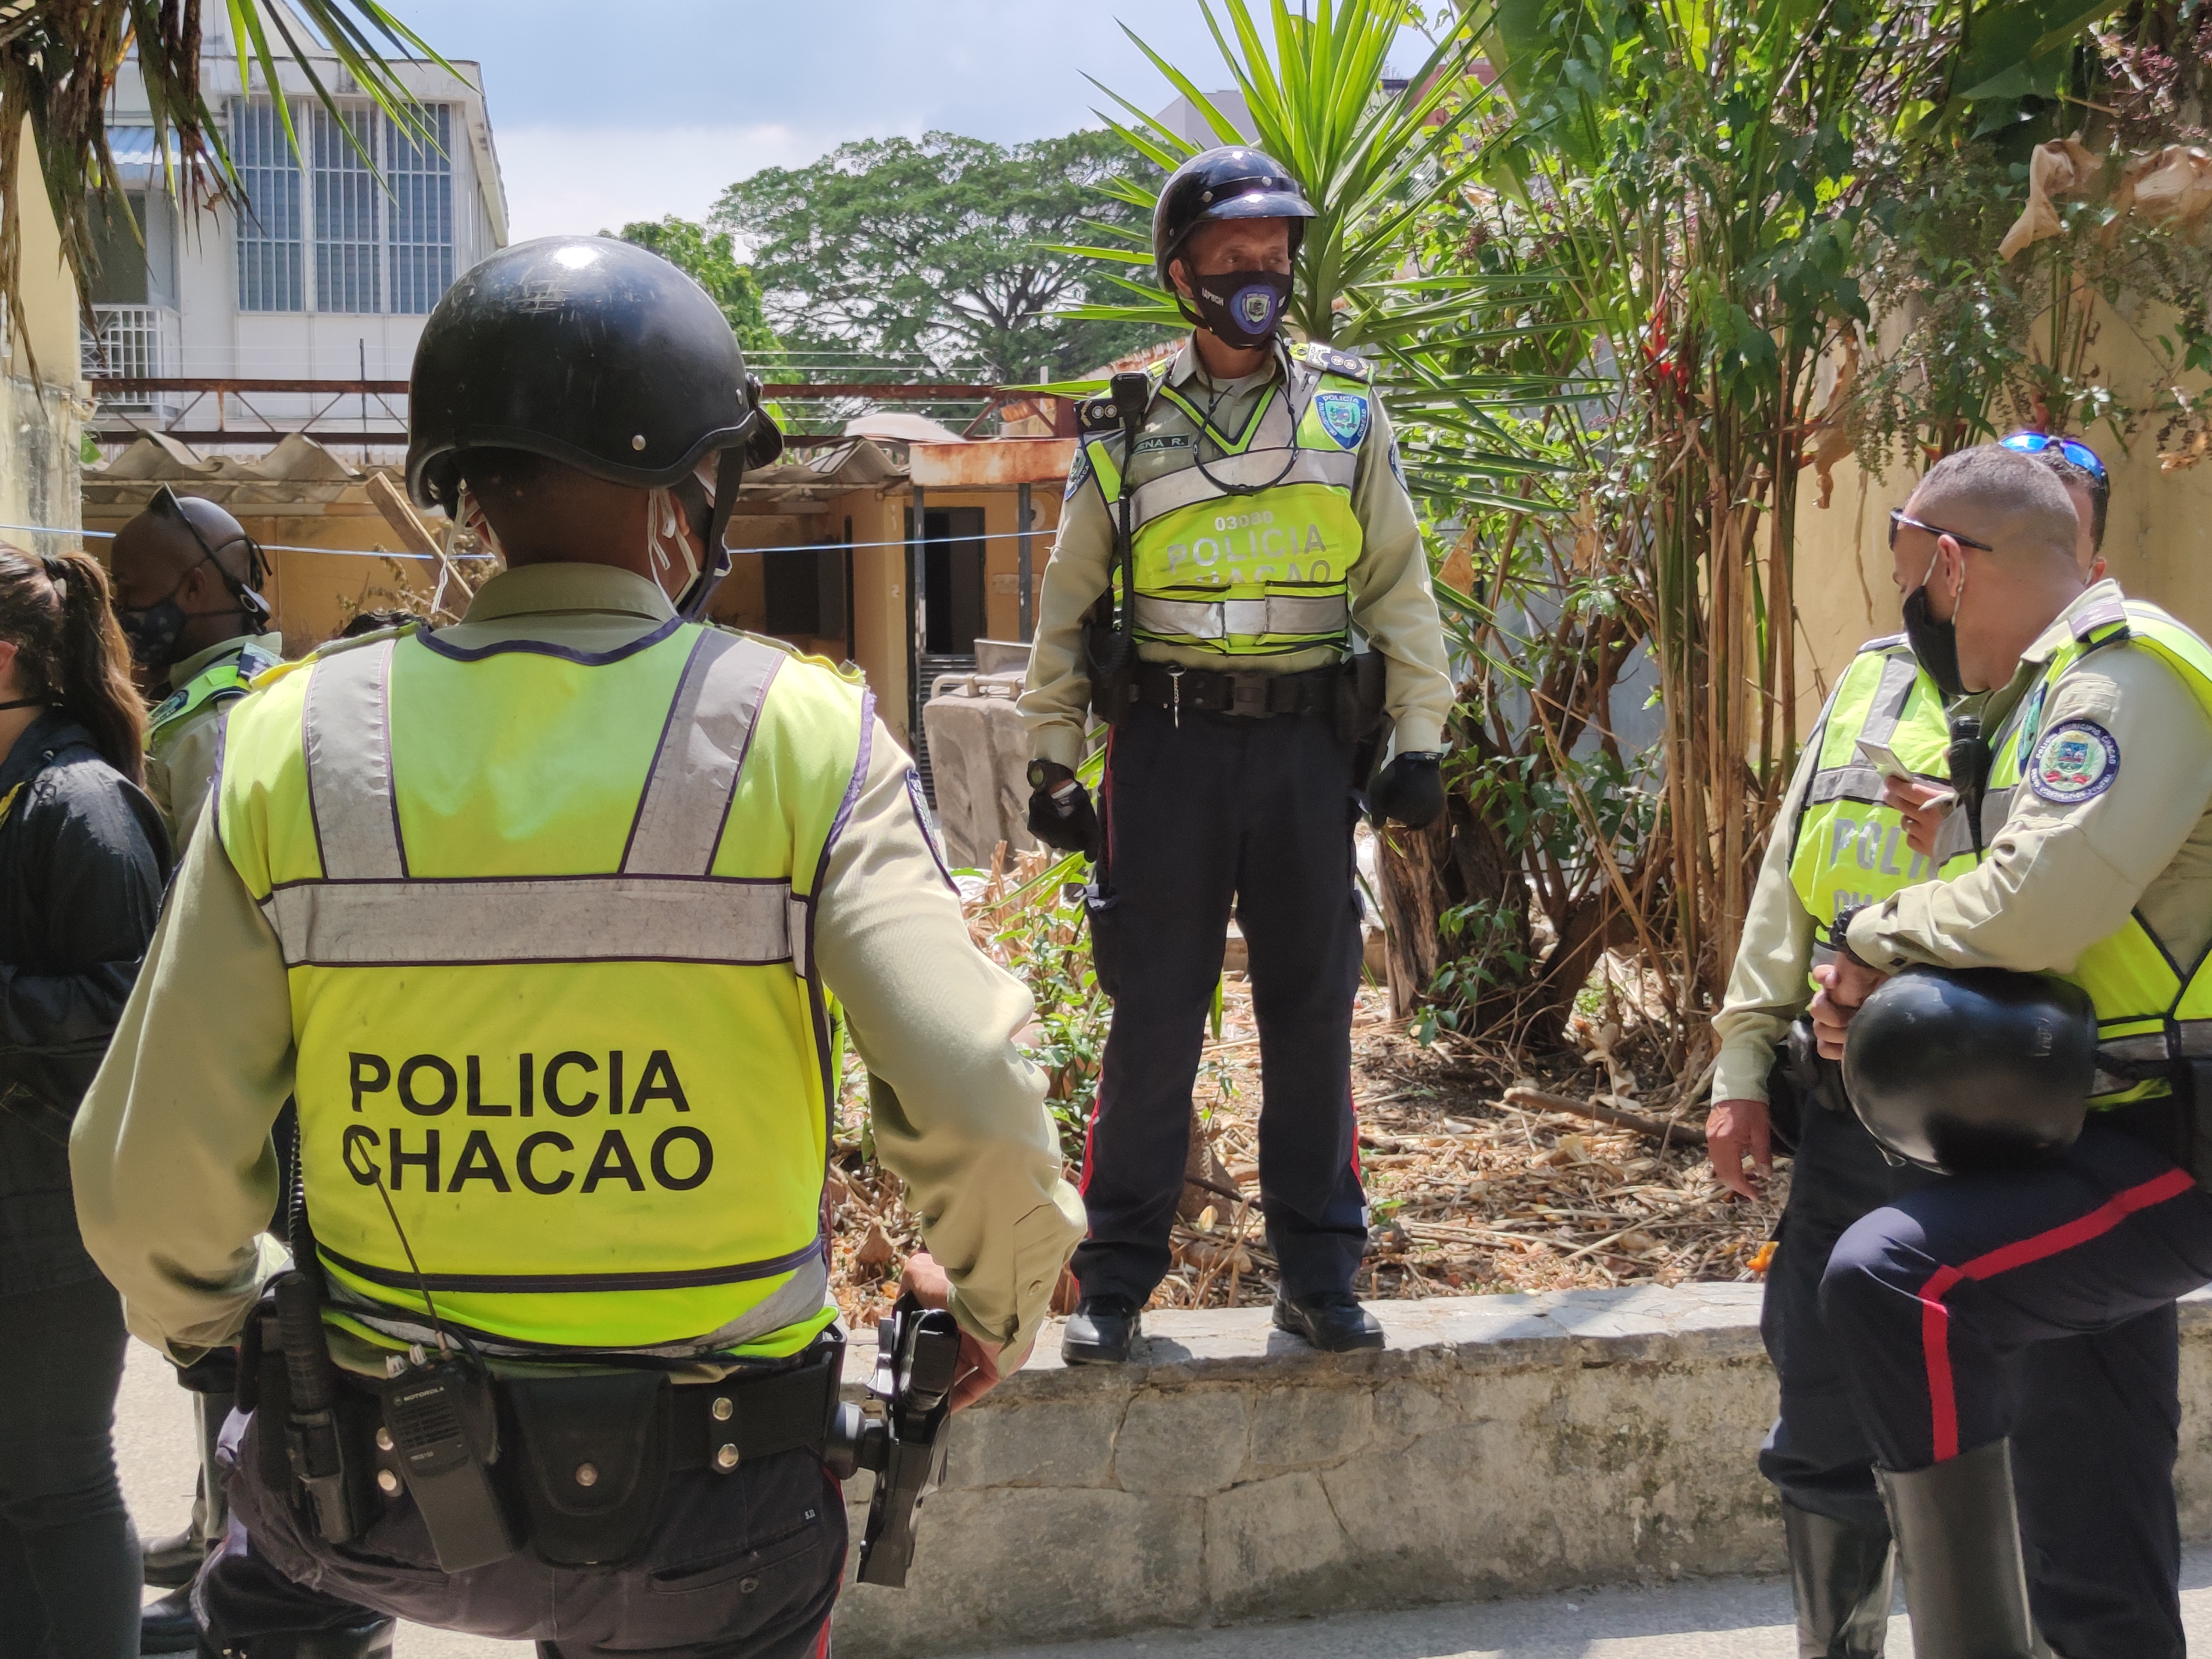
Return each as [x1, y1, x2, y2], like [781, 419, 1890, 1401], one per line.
[1018, 147, 1455, 1362]
[1812, 443, 2212, 1659]
[70, 237, 1084, 1659]
[1707, 437, 2113, 1659]
[109, 487, 282, 846]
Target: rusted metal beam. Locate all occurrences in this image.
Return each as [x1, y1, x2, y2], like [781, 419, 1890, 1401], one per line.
[87, 378, 1011, 400]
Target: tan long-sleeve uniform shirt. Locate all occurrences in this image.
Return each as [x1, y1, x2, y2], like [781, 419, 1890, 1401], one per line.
[71, 563, 1085, 1372]
[1711, 743, 1823, 1103]
[144, 630, 284, 846]
[1018, 337, 1455, 767]
[1845, 579, 2212, 979]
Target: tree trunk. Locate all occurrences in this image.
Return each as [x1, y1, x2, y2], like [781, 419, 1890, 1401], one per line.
[1377, 818, 1447, 1020]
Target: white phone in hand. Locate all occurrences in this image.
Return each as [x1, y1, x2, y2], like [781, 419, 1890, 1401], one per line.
[1857, 738, 1956, 807]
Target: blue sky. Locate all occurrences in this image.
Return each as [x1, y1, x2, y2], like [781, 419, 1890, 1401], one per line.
[402, 2, 1428, 240]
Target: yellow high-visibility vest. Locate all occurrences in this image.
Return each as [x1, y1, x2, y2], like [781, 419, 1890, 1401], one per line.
[1936, 596, 2212, 1105]
[1078, 342, 1373, 657]
[1785, 636, 1955, 973]
[216, 619, 867, 1359]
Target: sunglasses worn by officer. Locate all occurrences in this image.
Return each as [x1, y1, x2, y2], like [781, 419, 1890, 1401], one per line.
[1888, 509, 1994, 554]
[2000, 430, 2107, 480]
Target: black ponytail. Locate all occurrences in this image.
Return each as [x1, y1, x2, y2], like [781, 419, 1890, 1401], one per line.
[0, 544, 147, 784]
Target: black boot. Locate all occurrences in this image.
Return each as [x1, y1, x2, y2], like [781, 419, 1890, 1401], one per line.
[142, 1583, 201, 1654]
[1782, 1499, 1893, 1658]
[1061, 1295, 1141, 1363]
[143, 1525, 203, 1591]
[1878, 1439, 2053, 1659]
[195, 1617, 396, 1659]
[1272, 1291, 1384, 1352]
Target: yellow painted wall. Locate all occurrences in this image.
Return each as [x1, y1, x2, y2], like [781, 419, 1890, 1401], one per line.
[1792, 294, 2212, 730]
[1, 118, 86, 553]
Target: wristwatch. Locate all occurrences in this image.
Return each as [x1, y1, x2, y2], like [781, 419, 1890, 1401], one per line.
[1828, 903, 1873, 968]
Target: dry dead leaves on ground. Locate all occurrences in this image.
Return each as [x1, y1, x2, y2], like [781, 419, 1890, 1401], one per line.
[823, 963, 1784, 1329]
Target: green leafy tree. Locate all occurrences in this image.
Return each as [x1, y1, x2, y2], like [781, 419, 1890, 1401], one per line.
[713, 128, 1164, 382]
[610, 215, 779, 356]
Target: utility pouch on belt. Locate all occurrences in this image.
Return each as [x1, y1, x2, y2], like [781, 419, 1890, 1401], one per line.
[1083, 594, 1136, 725]
[502, 1371, 670, 1567]
[272, 1271, 375, 1547]
[1335, 650, 1388, 746]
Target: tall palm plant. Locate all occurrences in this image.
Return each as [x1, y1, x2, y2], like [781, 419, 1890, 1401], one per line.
[0, 0, 450, 359]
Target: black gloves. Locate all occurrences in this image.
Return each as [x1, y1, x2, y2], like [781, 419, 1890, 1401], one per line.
[1369, 752, 1445, 828]
[1026, 759, 1101, 859]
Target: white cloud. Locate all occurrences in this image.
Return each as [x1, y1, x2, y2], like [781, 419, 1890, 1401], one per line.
[493, 122, 841, 242]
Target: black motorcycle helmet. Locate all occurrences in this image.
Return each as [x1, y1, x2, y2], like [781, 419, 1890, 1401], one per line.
[406, 235, 782, 612]
[1151, 145, 1316, 293]
[1842, 966, 2097, 1174]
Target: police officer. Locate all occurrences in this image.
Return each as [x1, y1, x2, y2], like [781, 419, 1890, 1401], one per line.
[69, 236, 1085, 1657]
[109, 486, 281, 843]
[1018, 147, 1454, 1362]
[108, 486, 286, 1649]
[1812, 442, 2212, 1659]
[1706, 437, 2115, 1657]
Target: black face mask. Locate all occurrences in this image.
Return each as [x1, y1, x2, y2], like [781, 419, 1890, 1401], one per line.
[115, 587, 190, 678]
[1188, 268, 1293, 350]
[1901, 545, 1965, 699]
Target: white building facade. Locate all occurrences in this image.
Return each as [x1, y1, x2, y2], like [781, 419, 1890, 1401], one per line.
[89, 19, 506, 444]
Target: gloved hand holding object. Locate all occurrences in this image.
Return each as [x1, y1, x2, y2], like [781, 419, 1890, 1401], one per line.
[1026, 759, 1101, 859]
[1369, 751, 1444, 828]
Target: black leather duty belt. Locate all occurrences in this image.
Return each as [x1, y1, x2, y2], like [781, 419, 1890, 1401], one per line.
[1128, 661, 1339, 721]
[667, 1349, 841, 1473]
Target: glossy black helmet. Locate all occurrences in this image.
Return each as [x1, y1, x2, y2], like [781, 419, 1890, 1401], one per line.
[1152, 145, 1316, 290]
[405, 235, 782, 519]
[1843, 967, 2097, 1174]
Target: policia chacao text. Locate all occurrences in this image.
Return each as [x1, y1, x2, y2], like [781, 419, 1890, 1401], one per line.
[68, 236, 1085, 1659]
[1018, 146, 1456, 1364]
[1781, 443, 2212, 1659]
[1706, 433, 2112, 1659]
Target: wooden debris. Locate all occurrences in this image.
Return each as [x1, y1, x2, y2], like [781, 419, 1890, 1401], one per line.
[1504, 1085, 1709, 1148]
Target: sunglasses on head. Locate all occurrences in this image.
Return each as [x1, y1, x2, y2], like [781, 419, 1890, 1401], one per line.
[1888, 509, 1994, 554]
[2001, 430, 2107, 480]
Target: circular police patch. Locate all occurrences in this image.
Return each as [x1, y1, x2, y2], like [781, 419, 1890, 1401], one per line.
[2028, 719, 2120, 804]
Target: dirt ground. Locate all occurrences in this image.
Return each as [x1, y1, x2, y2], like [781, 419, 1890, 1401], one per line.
[824, 971, 1784, 1330]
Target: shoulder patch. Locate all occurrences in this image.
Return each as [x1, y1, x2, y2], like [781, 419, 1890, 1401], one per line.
[1387, 435, 1405, 487]
[1064, 445, 1093, 500]
[1293, 342, 1373, 383]
[2028, 718, 2120, 805]
[1314, 390, 1371, 450]
[904, 767, 955, 889]
[150, 688, 189, 725]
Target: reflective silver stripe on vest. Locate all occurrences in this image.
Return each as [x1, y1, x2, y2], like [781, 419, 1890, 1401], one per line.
[1805, 766, 1886, 809]
[260, 875, 794, 967]
[1859, 652, 1923, 746]
[322, 1242, 831, 1360]
[2092, 1022, 2212, 1097]
[304, 639, 404, 880]
[622, 632, 783, 877]
[1129, 446, 1358, 532]
[1132, 593, 1351, 641]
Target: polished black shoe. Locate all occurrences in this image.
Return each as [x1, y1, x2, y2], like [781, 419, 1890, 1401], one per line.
[141, 1583, 200, 1654]
[192, 1617, 397, 1659]
[1273, 1291, 1384, 1352]
[1061, 1295, 1141, 1364]
[142, 1525, 201, 1591]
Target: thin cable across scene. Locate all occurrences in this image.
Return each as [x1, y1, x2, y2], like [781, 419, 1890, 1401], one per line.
[0, 522, 1060, 562]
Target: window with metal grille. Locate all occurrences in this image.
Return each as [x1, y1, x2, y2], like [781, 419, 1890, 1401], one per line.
[313, 104, 381, 313]
[232, 99, 303, 312]
[386, 104, 453, 314]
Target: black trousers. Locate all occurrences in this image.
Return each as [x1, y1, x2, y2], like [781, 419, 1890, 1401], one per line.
[1075, 700, 1370, 1303]
[1759, 1089, 1939, 1531]
[204, 1406, 846, 1659]
[1822, 1121, 2212, 1658]
[0, 1275, 139, 1659]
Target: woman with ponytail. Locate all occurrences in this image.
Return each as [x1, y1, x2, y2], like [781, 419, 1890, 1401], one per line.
[0, 543, 167, 1656]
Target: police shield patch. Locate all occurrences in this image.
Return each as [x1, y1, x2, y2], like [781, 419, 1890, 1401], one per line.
[2028, 719, 2120, 804]
[1064, 446, 1092, 500]
[1315, 392, 1370, 450]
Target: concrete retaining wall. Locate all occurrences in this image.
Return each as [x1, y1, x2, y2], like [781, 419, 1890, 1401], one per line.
[830, 1283, 2212, 1656]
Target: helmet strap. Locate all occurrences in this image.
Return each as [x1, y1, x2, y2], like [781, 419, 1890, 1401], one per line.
[674, 447, 748, 621]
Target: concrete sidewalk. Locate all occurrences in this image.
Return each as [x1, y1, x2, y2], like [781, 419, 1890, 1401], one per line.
[117, 1337, 2212, 1658]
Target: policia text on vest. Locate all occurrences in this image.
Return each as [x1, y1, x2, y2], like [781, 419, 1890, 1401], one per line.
[339, 1048, 714, 1195]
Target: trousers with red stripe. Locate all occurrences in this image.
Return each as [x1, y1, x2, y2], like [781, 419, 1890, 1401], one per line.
[1822, 1118, 2212, 1657]
[1074, 700, 1371, 1304]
